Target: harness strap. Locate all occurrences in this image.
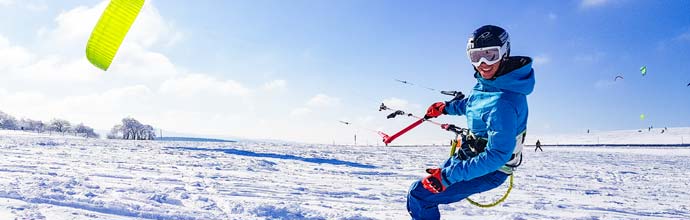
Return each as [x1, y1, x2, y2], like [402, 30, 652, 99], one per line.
[465, 173, 514, 208]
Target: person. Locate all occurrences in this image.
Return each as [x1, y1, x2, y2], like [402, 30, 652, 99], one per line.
[406, 25, 535, 220]
[535, 139, 543, 152]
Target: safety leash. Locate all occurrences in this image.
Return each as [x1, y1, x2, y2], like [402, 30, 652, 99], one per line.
[447, 129, 514, 208]
[466, 174, 513, 208]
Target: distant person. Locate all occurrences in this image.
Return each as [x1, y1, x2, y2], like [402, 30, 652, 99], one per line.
[535, 139, 543, 152]
[587, 129, 590, 134]
[407, 25, 534, 219]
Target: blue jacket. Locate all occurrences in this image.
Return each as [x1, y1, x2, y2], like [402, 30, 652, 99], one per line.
[441, 56, 535, 183]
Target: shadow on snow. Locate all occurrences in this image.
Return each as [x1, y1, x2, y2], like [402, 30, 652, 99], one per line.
[168, 147, 377, 169]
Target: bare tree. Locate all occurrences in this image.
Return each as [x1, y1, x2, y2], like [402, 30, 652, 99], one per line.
[107, 124, 123, 139]
[19, 118, 45, 132]
[121, 118, 143, 140]
[0, 111, 18, 130]
[139, 125, 156, 140]
[109, 117, 156, 140]
[49, 119, 72, 133]
[73, 123, 99, 138]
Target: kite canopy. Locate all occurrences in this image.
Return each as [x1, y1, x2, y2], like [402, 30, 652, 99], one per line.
[640, 114, 645, 120]
[614, 75, 624, 81]
[86, 0, 145, 71]
[640, 66, 647, 76]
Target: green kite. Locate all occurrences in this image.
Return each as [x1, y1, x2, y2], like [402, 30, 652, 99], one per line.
[86, 0, 145, 71]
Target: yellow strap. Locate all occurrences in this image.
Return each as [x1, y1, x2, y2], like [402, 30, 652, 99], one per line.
[448, 135, 515, 208]
[465, 173, 513, 208]
[449, 139, 459, 157]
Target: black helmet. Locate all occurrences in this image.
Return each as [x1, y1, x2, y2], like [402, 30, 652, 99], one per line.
[467, 25, 510, 57]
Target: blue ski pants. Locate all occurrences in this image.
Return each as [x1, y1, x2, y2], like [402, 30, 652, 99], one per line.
[406, 170, 509, 220]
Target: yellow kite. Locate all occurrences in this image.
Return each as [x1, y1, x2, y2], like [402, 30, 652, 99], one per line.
[85, 0, 145, 71]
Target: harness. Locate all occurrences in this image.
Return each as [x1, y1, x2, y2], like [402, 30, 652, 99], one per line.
[446, 125, 525, 208]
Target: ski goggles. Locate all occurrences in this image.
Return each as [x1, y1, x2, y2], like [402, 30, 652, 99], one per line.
[467, 45, 506, 66]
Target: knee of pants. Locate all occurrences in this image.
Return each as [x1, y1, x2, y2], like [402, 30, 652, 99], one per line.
[408, 180, 422, 194]
[408, 180, 432, 199]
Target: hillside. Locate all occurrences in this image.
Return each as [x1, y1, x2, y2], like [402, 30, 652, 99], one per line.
[525, 127, 690, 146]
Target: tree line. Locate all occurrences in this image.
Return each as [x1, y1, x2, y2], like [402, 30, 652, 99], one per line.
[0, 110, 99, 138]
[1, 110, 157, 140]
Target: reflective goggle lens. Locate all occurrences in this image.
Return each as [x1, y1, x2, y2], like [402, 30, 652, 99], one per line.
[468, 47, 501, 63]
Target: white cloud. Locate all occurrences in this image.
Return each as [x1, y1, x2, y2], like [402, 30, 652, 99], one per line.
[262, 79, 287, 91]
[159, 74, 251, 97]
[676, 31, 690, 42]
[126, 1, 184, 48]
[0, 0, 13, 6]
[49, 4, 104, 44]
[286, 93, 342, 121]
[0, 35, 33, 70]
[25, 3, 48, 12]
[533, 55, 551, 67]
[548, 12, 557, 21]
[2, 1, 425, 144]
[580, 0, 610, 8]
[306, 94, 340, 108]
[0, 0, 47, 11]
[0, 1, 179, 92]
[0, 1, 248, 132]
[37, 0, 182, 56]
[290, 107, 312, 117]
[0, 85, 154, 128]
[381, 97, 409, 110]
[107, 43, 179, 80]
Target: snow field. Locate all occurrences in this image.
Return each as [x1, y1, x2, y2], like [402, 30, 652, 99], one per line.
[1, 130, 689, 219]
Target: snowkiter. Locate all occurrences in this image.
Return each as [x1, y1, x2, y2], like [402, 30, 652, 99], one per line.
[407, 25, 535, 220]
[535, 139, 543, 152]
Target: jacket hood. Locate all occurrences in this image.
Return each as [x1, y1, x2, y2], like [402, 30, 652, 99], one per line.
[475, 56, 535, 95]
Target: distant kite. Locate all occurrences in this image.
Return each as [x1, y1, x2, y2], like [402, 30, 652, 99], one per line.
[640, 114, 645, 120]
[640, 66, 647, 76]
[86, 0, 145, 71]
[338, 120, 351, 125]
[614, 75, 624, 81]
[687, 82, 690, 87]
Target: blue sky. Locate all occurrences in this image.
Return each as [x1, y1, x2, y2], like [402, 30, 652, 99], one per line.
[1, 0, 689, 144]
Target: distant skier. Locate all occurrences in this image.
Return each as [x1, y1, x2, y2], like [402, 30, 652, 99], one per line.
[535, 139, 543, 152]
[407, 25, 534, 219]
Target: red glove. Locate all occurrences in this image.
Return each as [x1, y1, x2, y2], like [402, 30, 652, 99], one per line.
[422, 168, 448, 193]
[425, 102, 446, 119]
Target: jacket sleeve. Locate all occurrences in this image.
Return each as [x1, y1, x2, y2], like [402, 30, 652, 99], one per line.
[444, 98, 469, 116]
[442, 101, 518, 182]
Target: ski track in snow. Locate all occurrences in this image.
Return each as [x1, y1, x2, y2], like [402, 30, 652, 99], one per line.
[1, 130, 689, 219]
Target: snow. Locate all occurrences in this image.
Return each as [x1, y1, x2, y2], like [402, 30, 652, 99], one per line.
[1, 129, 690, 219]
[525, 127, 690, 145]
